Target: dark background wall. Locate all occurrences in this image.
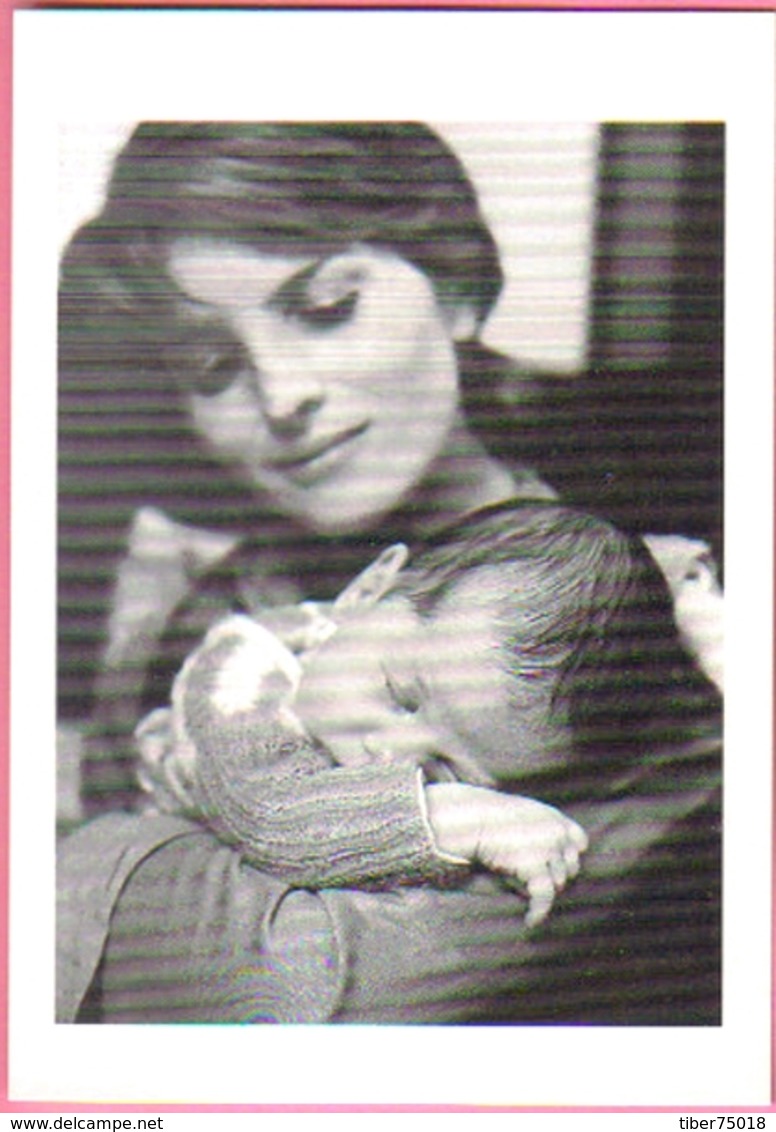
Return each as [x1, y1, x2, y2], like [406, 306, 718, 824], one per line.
[536, 124, 723, 558]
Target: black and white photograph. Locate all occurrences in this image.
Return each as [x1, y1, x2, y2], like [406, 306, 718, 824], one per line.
[10, 9, 773, 1108]
[54, 117, 724, 1026]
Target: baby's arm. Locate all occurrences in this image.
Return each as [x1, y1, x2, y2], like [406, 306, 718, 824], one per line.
[137, 616, 464, 889]
[139, 699, 586, 920]
[137, 615, 587, 914]
[140, 709, 585, 921]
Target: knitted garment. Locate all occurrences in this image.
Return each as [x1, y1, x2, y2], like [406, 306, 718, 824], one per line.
[137, 615, 459, 889]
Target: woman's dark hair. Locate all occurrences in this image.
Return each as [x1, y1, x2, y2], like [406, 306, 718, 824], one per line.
[58, 123, 515, 716]
[99, 122, 503, 318]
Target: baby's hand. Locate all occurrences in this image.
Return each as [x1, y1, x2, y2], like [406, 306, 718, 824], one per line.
[258, 604, 339, 656]
[425, 784, 588, 927]
[472, 793, 588, 927]
[134, 706, 199, 814]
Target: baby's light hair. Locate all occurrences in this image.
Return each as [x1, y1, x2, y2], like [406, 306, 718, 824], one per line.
[396, 503, 656, 765]
[400, 501, 715, 764]
[401, 502, 633, 657]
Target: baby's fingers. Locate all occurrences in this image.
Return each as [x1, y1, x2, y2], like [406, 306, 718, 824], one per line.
[525, 873, 556, 928]
[548, 854, 569, 891]
[563, 844, 581, 881]
[545, 820, 586, 890]
[566, 820, 589, 853]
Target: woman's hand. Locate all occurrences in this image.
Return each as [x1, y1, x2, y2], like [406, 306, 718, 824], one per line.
[425, 783, 588, 927]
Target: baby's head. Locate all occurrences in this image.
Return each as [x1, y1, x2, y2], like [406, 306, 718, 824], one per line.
[294, 503, 637, 785]
[139, 502, 640, 808]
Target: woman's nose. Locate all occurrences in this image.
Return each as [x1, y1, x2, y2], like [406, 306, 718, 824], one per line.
[260, 373, 325, 439]
[241, 324, 325, 438]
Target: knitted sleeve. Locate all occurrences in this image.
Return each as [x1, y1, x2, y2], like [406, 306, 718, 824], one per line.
[188, 714, 461, 889]
[174, 617, 465, 889]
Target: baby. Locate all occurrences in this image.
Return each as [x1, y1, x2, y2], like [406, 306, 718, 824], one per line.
[136, 502, 639, 926]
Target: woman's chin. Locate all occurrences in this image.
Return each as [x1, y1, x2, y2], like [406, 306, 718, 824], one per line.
[252, 466, 426, 538]
[293, 498, 399, 538]
[255, 484, 384, 537]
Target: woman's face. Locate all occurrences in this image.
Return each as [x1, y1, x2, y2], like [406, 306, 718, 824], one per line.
[167, 238, 472, 534]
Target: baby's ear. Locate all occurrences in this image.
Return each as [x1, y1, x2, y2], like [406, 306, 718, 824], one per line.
[444, 302, 478, 342]
[334, 544, 409, 614]
[135, 707, 173, 754]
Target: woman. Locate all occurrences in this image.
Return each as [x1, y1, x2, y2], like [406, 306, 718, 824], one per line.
[58, 122, 558, 812]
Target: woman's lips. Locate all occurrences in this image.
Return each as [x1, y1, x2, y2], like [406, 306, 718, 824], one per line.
[266, 424, 368, 483]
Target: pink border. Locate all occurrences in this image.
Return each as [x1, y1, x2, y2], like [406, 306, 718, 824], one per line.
[1, 0, 773, 1114]
[1, 0, 12, 1113]
[3, 0, 775, 7]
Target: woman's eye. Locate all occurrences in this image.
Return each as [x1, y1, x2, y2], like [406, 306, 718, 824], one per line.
[190, 345, 249, 396]
[296, 290, 358, 330]
[166, 337, 249, 397]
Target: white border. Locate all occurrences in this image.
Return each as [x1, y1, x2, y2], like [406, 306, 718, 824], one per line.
[11, 9, 775, 1107]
